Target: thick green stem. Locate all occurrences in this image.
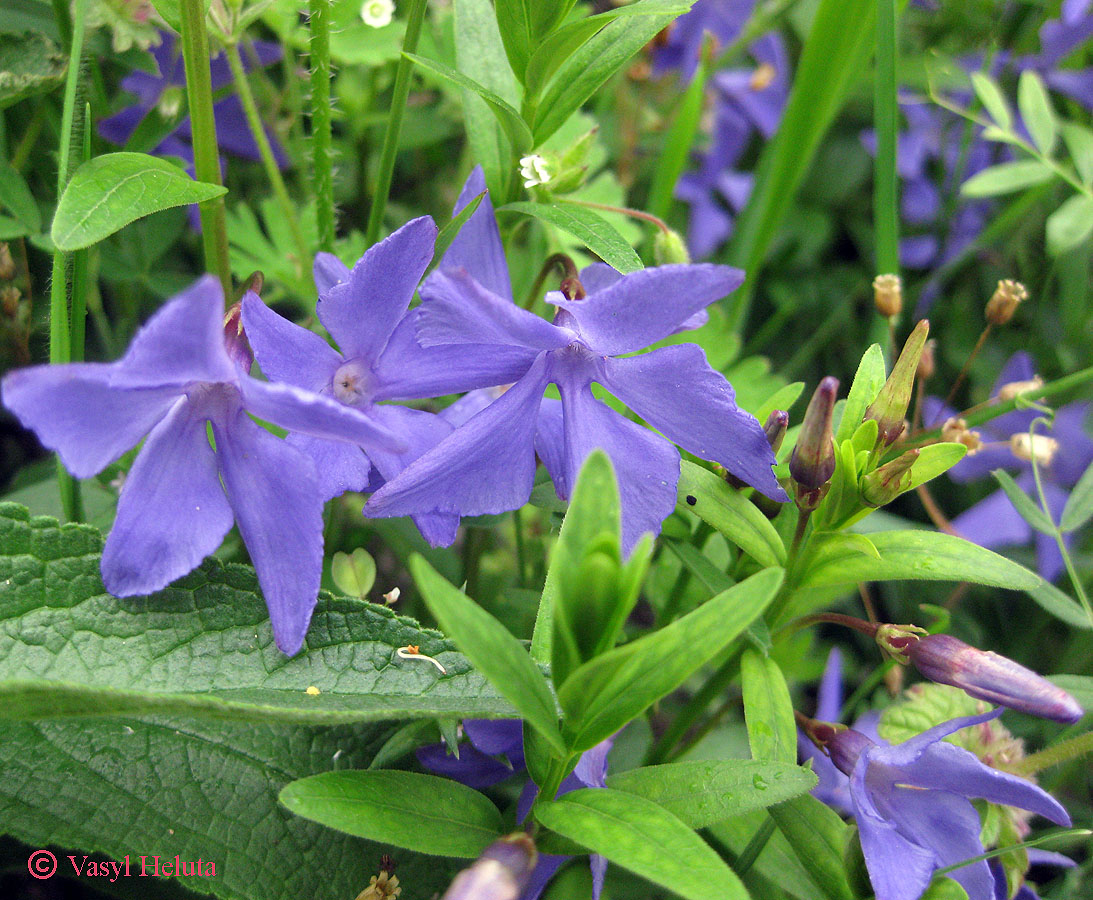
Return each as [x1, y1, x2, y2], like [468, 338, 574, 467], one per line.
[179, 0, 232, 297]
[873, 0, 899, 277]
[225, 42, 310, 278]
[309, 0, 335, 252]
[365, 0, 429, 245]
[1015, 730, 1093, 777]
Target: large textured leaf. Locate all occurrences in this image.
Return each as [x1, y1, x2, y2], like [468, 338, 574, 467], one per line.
[52, 153, 226, 250]
[0, 503, 515, 723]
[0, 31, 66, 109]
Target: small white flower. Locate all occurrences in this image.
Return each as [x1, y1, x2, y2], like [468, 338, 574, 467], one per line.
[519, 154, 551, 189]
[361, 0, 394, 27]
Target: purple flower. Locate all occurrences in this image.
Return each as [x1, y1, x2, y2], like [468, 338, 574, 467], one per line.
[364, 184, 786, 551]
[418, 720, 614, 900]
[1019, 10, 1093, 111]
[828, 710, 1070, 900]
[0, 276, 402, 654]
[924, 352, 1093, 581]
[651, 0, 757, 82]
[99, 31, 289, 170]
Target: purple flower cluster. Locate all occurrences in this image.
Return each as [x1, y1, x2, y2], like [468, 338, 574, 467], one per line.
[1, 167, 781, 651]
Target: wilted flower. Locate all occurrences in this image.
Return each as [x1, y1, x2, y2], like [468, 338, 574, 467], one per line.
[1, 277, 400, 654]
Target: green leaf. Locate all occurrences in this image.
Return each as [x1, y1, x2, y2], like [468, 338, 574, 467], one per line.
[756, 381, 805, 423]
[1050, 675, 1093, 712]
[404, 52, 532, 156]
[606, 760, 817, 828]
[960, 160, 1054, 198]
[331, 548, 377, 598]
[971, 72, 1012, 132]
[558, 567, 783, 752]
[1061, 457, 1093, 532]
[533, 11, 679, 144]
[409, 554, 565, 754]
[0, 503, 516, 724]
[279, 771, 502, 857]
[498, 200, 643, 273]
[741, 649, 796, 765]
[709, 812, 830, 900]
[799, 530, 1042, 590]
[431, 190, 485, 270]
[0, 159, 40, 232]
[52, 153, 226, 251]
[454, 0, 520, 197]
[676, 461, 787, 567]
[836, 344, 885, 443]
[1061, 122, 1093, 186]
[1026, 581, 1092, 630]
[0, 30, 66, 109]
[1017, 70, 1057, 155]
[0, 714, 462, 900]
[535, 788, 750, 900]
[767, 795, 855, 900]
[903, 442, 968, 492]
[921, 878, 970, 900]
[493, 0, 535, 84]
[991, 469, 1055, 534]
[1046, 193, 1093, 257]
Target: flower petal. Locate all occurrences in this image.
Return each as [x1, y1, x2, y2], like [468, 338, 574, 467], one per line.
[1, 363, 179, 478]
[241, 292, 342, 393]
[952, 488, 1034, 549]
[415, 742, 517, 790]
[572, 736, 614, 789]
[313, 252, 350, 296]
[366, 355, 550, 520]
[239, 377, 406, 454]
[417, 268, 573, 351]
[214, 414, 324, 655]
[317, 216, 437, 361]
[876, 710, 1002, 768]
[464, 718, 525, 757]
[817, 647, 844, 722]
[600, 344, 786, 501]
[285, 433, 372, 501]
[548, 264, 744, 356]
[111, 275, 237, 388]
[441, 166, 513, 302]
[534, 397, 568, 497]
[101, 397, 233, 596]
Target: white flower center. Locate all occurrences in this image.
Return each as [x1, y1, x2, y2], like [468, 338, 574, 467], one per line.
[332, 360, 372, 405]
[361, 0, 394, 27]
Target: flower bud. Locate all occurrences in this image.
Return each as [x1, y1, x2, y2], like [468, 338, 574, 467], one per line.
[360, 0, 394, 28]
[790, 377, 839, 505]
[940, 416, 982, 454]
[860, 448, 919, 507]
[441, 834, 538, 900]
[1010, 433, 1059, 466]
[864, 319, 930, 445]
[874, 622, 928, 663]
[997, 375, 1044, 402]
[654, 228, 691, 265]
[985, 279, 1027, 326]
[827, 727, 875, 777]
[873, 274, 903, 318]
[906, 633, 1083, 723]
[916, 338, 936, 381]
[763, 409, 789, 456]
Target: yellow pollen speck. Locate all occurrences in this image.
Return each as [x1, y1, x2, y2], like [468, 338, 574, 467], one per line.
[305, 685, 321, 696]
[749, 63, 776, 91]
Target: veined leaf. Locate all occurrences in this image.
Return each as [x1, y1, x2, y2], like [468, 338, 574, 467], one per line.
[1046, 193, 1093, 257]
[992, 469, 1056, 534]
[1061, 457, 1093, 533]
[741, 649, 796, 765]
[960, 160, 1054, 198]
[499, 200, 643, 273]
[971, 72, 1012, 132]
[1017, 70, 1057, 155]
[767, 795, 855, 900]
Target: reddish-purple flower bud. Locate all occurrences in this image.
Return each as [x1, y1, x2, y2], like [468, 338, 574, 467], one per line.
[440, 834, 538, 900]
[224, 300, 254, 372]
[826, 727, 876, 777]
[907, 634, 1083, 724]
[790, 377, 839, 497]
[763, 409, 789, 456]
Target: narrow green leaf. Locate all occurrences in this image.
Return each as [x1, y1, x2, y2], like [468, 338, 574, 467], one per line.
[606, 760, 817, 828]
[767, 795, 855, 900]
[1017, 70, 1057, 155]
[493, 0, 534, 84]
[904, 442, 968, 492]
[279, 771, 502, 857]
[558, 567, 783, 752]
[0, 159, 40, 232]
[536, 788, 750, 900]
[836, 344, 885, 443]
[709, 812, 829, 900]
[409, 554, 565, 754]
[676, 460, 787, 567]
[991, 469, 1056, 534]
[741, 649, 796, 765]
[1061, 122, 1093, 186]
[756, 381, 805, 423]
[1061, 457, 1093, 532]
[404, 52, 532, 155]
[800, 530, 1042, 590]
[1027, 581, 1092, 630]
[498, 200, 643, 273]
[1046, 193, 1093, 256]
[971, 72, 1012, 131]
[431, 190, 484, 270]
[960, 160, 1054, 198]
[533, 11, 679, 144]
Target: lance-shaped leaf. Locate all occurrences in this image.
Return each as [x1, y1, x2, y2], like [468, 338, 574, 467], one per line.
[499, 200, 643, 273]
[767, 795, 855, 900]
[741, 649, 796, 765]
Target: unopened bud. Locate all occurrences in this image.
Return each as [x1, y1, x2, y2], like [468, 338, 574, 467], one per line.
[916, 339, 936, 381]
[224, 301, 254, 372]
[864, 319, 930, 445]
[0, 243, 14, 280]
[654, 228, 691, 265]
[1010, 433, 1059, 466]
[826, 727, 875, 777]
[861, 448, 919, 507]
[941, 417, 982, 454]
[906, 633, 1083, 723]
[791, 377, 839, 503]
[997, 375, 1044, 402]
[763, 409, 789, 456]
[158, 84, 184, 119]
[441, 834, 538, 900]
[872, 274, 903, 318]
[985, 279, 1027, 326]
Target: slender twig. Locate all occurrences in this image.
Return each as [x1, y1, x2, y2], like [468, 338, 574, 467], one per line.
[873, 0, 900, 278]
[564, 198, 671, 234]
[309, 0, 335, 252]
[943, 324, 992, 410]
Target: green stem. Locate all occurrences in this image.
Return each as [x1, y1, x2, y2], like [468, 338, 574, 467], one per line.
[564, 199, 670, 234]
[734, 814, 777, 876]
[513, 507, 527, 589]
[178, 0, 232, 297]
[225, 42, 310, 279]
[873, 0, 899, 277]
[50, 0, 89, 522]
[365, 0, 429, 245]
[309, 0, 335, 252]
[71, 102, 91, 366]
[1015, 731, 1093, 777]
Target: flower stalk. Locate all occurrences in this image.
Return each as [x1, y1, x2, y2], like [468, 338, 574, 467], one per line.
[309, 0, 335, 253]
